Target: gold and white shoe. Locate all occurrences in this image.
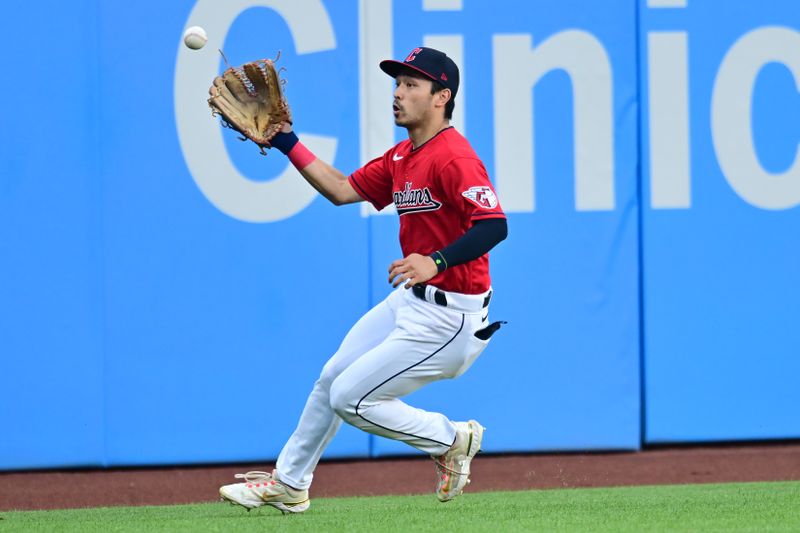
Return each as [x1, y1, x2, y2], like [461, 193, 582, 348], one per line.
[432, 420, 484, 502]
[219, 470, 310, 514]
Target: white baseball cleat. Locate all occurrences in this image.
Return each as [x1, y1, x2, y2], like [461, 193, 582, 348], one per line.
[219, 470, 310, 514]
[432, 419, 484, 502]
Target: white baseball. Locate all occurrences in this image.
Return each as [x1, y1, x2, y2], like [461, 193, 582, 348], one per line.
[183, 26, 207, 50]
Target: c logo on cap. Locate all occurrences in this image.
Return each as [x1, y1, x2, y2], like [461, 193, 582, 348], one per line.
[405, 48, 423, 62]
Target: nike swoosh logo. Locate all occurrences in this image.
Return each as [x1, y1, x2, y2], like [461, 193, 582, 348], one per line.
[393, 153, 403, 161]
[481, 313, 488, 322]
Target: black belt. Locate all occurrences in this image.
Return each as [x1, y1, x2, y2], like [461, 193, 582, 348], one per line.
[411, 285, 491, 308]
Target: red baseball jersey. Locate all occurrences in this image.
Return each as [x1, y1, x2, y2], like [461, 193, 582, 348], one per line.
[349, 127, 505, 294]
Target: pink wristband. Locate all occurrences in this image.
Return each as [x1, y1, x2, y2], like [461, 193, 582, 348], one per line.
[287, 142, 317, 170]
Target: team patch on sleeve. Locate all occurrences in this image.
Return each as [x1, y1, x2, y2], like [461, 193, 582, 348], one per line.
[461, 186, 498, 209]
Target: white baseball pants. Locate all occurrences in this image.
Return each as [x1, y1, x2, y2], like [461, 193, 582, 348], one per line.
[275, 285, 492, 490]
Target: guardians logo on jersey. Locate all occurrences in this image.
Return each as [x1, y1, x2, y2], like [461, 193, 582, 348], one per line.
[394, 182, 443, 215]
[462, 186, 499, 209]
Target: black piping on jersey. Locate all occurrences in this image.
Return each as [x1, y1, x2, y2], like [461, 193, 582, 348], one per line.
[471, 211, 506, 219]
[410, 126, 454, 152]
[349, 174, 380, 207]
[354, 313, 465, 448]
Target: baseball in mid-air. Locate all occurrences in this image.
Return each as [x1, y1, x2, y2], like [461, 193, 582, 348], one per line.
[183, 26, 207, 50]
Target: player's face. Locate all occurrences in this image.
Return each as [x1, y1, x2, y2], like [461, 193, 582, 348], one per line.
[393, 74, 437, 128]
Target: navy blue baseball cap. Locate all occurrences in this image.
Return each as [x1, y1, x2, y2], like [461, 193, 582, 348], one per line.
[380, 47, 459, 99]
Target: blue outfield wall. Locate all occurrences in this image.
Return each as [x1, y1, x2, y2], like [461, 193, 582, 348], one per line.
[0, 0, 797, 470]
[639, 1, 800, 442]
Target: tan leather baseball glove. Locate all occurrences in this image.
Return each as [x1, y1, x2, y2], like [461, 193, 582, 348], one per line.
[208, 56, 291, 155]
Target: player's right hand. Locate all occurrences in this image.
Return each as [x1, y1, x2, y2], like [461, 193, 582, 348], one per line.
[388, 253, 439, 289]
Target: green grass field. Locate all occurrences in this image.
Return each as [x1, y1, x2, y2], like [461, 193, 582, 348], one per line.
[2, 481, 798, 532]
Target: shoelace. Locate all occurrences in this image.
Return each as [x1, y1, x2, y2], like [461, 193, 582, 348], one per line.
[433, 456, 465, 476]
[234, 471, 274, 483]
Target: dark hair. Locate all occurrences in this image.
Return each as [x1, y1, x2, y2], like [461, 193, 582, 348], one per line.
[431, 82, 455, 120]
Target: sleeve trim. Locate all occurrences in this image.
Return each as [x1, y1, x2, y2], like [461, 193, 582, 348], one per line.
[471, 211, 506, 219]
[348, 174, 381, 209]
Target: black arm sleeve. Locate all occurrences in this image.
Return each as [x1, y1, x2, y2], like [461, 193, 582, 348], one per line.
[430, 218, 508, 273]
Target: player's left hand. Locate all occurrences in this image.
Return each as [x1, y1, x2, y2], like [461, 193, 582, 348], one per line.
[388, 253, 438, 289]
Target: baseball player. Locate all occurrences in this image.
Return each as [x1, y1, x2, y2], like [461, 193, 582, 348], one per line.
[217, 47, 508, 514]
